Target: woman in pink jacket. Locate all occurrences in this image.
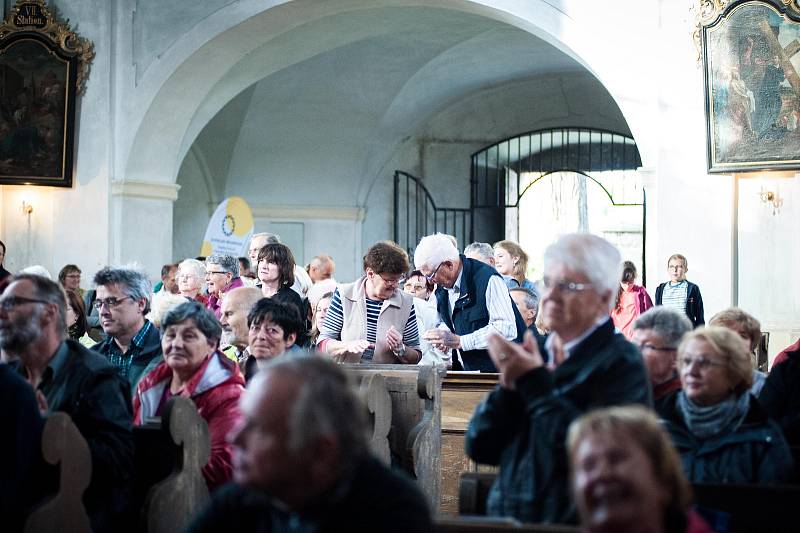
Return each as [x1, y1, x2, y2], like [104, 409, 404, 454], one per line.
[133, 301, 245, 491]
[611, 261, 653, 340]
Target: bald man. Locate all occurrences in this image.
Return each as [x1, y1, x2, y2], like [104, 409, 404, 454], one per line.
[220, 287, 263, 365]
[308, 254, 336, 284]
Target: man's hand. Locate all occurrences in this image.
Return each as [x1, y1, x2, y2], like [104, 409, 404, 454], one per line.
[385, 325, 403, 351]
[423, 329, 461, 351]
[487, 330, 544, 389]
[330, 339, 373, 363]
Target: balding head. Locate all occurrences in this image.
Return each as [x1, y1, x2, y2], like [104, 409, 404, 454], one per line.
[220, 287, 263, 349]
[309, 254, 335, 283]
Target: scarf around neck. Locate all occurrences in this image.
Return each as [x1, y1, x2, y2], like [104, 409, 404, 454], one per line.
[677, 390, 750, 440]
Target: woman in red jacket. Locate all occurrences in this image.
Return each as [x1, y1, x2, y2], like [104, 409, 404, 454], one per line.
[133, 300, 245, 491]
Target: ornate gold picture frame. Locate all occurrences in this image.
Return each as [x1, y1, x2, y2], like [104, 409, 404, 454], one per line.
[699, 0, 800, 172]
[0, 0, 93, 187]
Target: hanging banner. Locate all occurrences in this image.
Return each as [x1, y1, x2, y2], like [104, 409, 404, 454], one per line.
[200, 196, 254, 257]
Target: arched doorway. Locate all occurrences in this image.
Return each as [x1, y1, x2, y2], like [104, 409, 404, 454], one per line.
[471, 128, 645, 283]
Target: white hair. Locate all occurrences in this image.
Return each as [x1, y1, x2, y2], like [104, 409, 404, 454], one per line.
[544, 233, 621, 309]
[178, 258, 206, 279]
[414, 233, 459, 270]
[20, 265, 52, 279]
[146, 291, 189, 329]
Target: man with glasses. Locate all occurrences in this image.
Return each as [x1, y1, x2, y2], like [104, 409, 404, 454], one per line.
[92, 266, 163, 391]
[465, 233, 651, 524]
[0, 274, 134, 532]
[632, 306, 693, 405]
[414, 233, 526, 372]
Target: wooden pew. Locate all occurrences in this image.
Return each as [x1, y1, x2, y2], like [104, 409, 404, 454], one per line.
[24, 413, 92, 533]
[436, 517, 579, 532]
[345, 363, 444, 512]
[141, 396, 210, 533]
[440, 372, 498, 514]
[458, 472, 498, 516]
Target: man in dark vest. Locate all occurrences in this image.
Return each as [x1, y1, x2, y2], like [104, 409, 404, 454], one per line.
[414, 233, 526, 372]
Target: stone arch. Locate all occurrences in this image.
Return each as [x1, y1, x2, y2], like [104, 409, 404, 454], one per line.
[121, 0, 651, 189]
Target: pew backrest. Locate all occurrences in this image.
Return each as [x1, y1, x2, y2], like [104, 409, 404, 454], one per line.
[24, 412, 92, 533]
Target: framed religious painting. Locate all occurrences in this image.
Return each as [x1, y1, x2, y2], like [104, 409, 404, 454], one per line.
[698, 0, 800, 172]
[0, 0, 93, 187]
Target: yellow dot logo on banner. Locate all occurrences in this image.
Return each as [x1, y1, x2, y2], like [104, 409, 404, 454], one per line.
[225, 197, 254, 237]
[200, 240, 213, 257]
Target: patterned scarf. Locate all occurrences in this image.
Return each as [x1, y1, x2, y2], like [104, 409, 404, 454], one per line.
[676, 390, 750, 439]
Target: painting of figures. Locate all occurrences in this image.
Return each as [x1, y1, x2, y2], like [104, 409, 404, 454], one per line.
[705, 1, 800, 172]
[0, 38, 70, 183]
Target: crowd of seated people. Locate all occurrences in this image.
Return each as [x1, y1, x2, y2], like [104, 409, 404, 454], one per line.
[1, 232, 799, 533]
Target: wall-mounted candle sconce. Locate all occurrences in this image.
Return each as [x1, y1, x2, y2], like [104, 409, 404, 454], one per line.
[758, 187, 782, 215]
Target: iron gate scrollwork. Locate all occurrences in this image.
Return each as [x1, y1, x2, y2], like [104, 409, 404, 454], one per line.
[393, 171, 471, 258]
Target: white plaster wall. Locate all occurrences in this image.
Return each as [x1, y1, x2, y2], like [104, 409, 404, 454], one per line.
[738, 175, 800, 359]
[173, 151, 214, 262]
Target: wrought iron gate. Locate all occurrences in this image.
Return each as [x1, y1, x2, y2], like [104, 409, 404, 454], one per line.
[393, 171, 471, 258]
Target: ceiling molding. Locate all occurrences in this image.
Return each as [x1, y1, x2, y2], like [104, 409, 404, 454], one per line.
[252, 204, 365, 222]
[111, 180, 181, 201]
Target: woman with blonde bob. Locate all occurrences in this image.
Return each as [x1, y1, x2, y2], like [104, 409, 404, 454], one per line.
[657, 326, 792, 484]
[568, 405, 712, 533]
[493, 240, 534, 289]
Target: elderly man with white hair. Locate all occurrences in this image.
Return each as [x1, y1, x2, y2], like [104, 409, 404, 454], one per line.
[415, 233, 526, 372]
[465, 233, 651, 524]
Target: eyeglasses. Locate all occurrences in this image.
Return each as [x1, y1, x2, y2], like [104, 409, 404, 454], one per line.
[0, 296, 50, 311]
[638, 343, 675, 353]
[374, 272, 402, 288]
[92, 296, 133, 309]
[424, 262, 447, 282]
[542, 276, 593, 293]
[65, 274, 81, 279]
[205, 270, 228, 277]
[680, 355, 726, 371]
[404, 283, 427, 291]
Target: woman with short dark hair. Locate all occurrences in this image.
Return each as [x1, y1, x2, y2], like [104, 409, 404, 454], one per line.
[318, 241, 421, 364]
[58, 264, 84, 299]
[256, 243, 304, 319]
[133, 301, 245, 491]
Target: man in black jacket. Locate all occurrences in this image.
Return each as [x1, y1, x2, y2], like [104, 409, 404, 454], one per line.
[0, 274, 134, 533]
[414, 233, 526, 372]
[186, 354, 432, 533]
[465, 233, 651, 524]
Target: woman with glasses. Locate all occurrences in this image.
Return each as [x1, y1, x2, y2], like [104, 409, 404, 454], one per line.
[318, 241, 421, 364]
[658, 326, 792, 484]
[58, 264, 84, 299]
[177, 258, 208, 305]
[403, 270, 448, 366]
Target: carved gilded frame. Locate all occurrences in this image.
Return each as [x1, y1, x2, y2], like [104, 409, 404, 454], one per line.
[697, 0, 800, 172]
[0, 0, 93, 187]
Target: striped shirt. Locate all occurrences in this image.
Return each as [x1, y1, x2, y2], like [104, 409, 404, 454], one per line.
[662, 280, 688, 313]
[320, 288, 420, 360]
